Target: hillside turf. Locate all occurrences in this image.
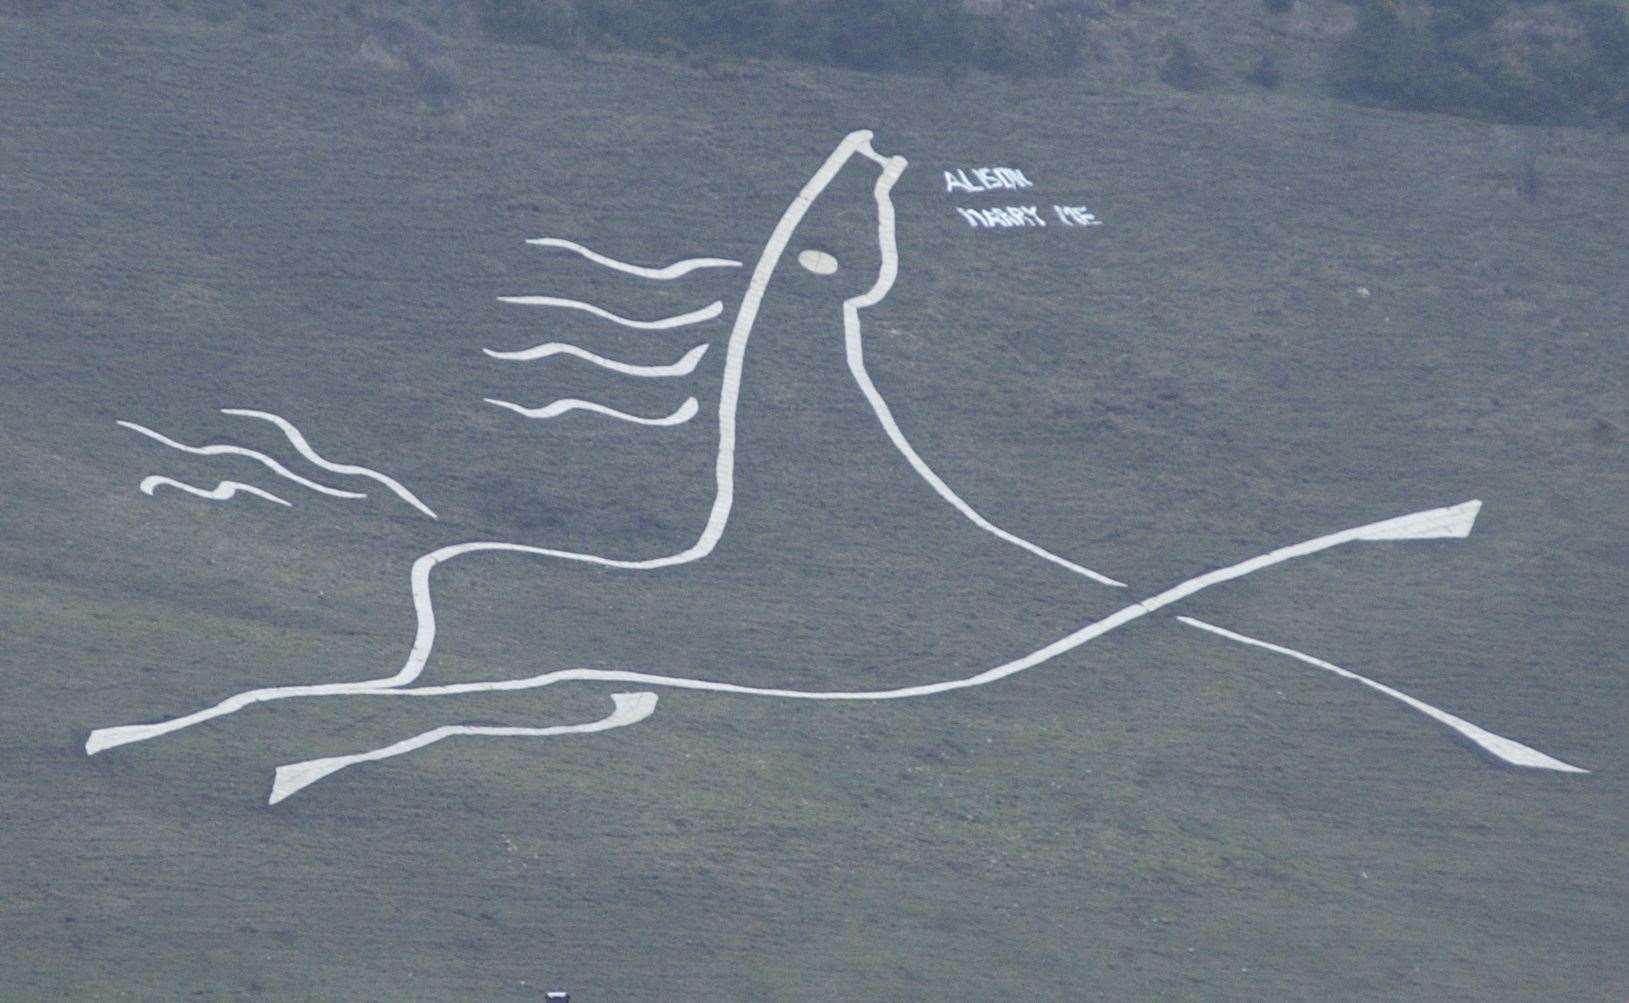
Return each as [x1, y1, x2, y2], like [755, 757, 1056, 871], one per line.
[3, 8, 1628, 1000]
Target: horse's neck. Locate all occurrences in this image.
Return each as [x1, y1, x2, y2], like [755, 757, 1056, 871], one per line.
[714, 296, 896, 546]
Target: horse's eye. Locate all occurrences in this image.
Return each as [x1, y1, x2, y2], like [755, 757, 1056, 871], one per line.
[797, 249, 839, 275]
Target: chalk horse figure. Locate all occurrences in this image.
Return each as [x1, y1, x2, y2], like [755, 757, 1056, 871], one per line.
[87, 131, 1586, 802]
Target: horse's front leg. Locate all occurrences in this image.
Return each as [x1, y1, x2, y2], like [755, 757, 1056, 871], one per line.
[268, 690, 659, 803]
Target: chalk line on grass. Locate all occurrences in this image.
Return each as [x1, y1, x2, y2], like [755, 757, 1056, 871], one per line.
[89, 132, 1126, 757]
[119, 420, 366, 500]
[86, 500, 1492, 763]
[524, 237, 740, 280]
[220, 409, 436, 519]
[83, 135, 1462, 757]
[93, 133, 1579, 800]
[483, 341, 709, 376]
[495, 296, 723, 330]
[268, 692, 659, 804]
[483, 396, 699, 426]
[139, 475, 291, 508]
[840, 142, 1126, 588]
[1176, 616, 1586, 773]
[87, 131, 894, 755]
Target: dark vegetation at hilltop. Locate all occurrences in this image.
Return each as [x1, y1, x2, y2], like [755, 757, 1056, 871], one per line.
[1333, 0, 1629, 128]
[477, 0, 1084, 77]
[36, 0, 1619, 127]
[473, 0, 1629, 127]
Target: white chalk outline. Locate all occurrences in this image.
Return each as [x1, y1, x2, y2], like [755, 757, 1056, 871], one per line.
[89, 133, 1585, 797]
[483, 342, 709, 376]
[88, 131, 896, 755]
[269, 692, 658, 804]
[84, 500, 1496, 765]
[495, 295, 723, 330]
[840, 150, 1125, 588]
[484, 396, 699, 426]
[90, 132, 1130, 760]
[1176, 617, 1586, 773]
[524, 237, 741, 280]
[93, 500, 1569, 803]
[118, 420, 366, 500]
[139, 475, 291, 508]
[220, 409, 436, 519]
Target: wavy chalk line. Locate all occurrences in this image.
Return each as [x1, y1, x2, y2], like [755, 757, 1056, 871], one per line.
[526, 237, 740, 280]
[483, 341, 709, 377]
[140, 475, 291, 508]
[269, 692, 658, 804]
[117, 421, 365, 500]
[220, 409, 436, 519]
[496, 296, 723, 330]
[1177, 616, 1585, 773]
[484, 396, 699, 426]
[84, 501, 1496, 758]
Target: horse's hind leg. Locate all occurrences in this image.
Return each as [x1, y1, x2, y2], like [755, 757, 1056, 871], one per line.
[267, 691, 659, 804]
[85, 676, 410, 755]
[1176, 616, 1586, 773]
[87, 549, 457, 756]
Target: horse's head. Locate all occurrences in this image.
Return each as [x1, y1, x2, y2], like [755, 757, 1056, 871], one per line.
[787, 131, 908, 319]
[721, 131, 907, 367]
[694, 131, 907, 556]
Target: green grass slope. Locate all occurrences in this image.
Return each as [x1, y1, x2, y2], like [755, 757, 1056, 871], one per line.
[3, 7, 1627, 1000]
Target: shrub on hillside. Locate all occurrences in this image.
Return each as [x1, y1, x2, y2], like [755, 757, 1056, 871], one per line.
[1332, 0, 1629, 127]
[361, 15, 467, 114]
[1159, 35, 1214, 91]
[1246, 51, 1282, 88]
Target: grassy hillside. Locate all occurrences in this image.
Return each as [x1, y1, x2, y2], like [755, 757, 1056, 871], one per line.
[3, 5, 1627, 1000]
